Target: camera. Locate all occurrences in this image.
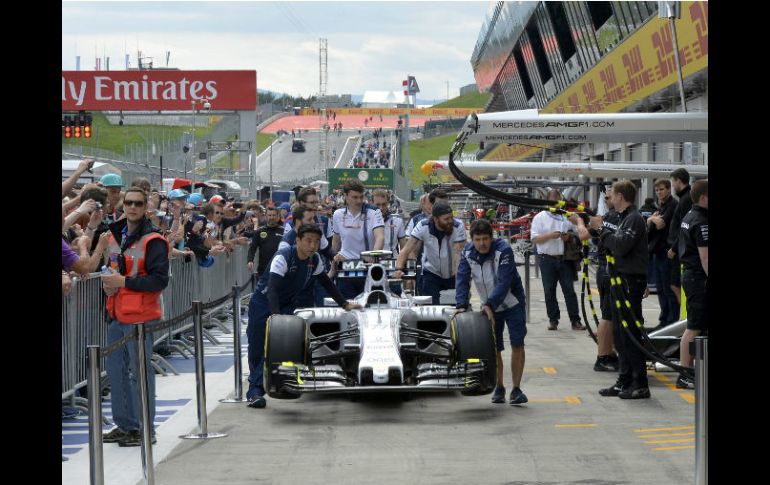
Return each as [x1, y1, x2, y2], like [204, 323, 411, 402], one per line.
[94, 202, 102, 210]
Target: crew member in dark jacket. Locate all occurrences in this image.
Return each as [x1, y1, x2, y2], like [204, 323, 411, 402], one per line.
[593, 180, 650, 400]
[244, 224, 359, 409]
[248, 206, 284, 276]
[675, 179, 708, 389]
[647, 178, 679, 328]
[666, 167, 692, 309]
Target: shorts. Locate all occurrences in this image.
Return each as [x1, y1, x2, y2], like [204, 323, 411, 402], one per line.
[682, 272, 707, 332]
[494, 304, 526, 351]
[596, 265, 613, 321]
[670, 255, 681, 287]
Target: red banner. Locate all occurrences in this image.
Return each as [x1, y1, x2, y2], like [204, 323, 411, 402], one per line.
[61, 70, 256, 111]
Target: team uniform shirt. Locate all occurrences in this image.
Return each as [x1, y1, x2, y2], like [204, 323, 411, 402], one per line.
[279, 227, 332, 263]
[409, 218, 466, 279]
[405, 212, 429, 238]
[455, 239, 525, 312]
[590, 209, 621, 264]
[599, 205, 649, 275]
[382, 214, 406, 256]
[332, 204, 384, 260]
[530, 211, 578, 256]
[678, 206, 708, 276]
[255, 246, 326, 313]
[248, 225, 285, 275]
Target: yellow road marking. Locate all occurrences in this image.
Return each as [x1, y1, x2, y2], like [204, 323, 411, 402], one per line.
[654, 445, 695, 451]
[679, 393, 695, 404]
[527, 396, 581, 404]
[555, 424, 597, 428]
[634, 425, 694, 433]
[638, 432, 694, 438]
[644, 438, 695, 444]
[665, 384, 685, 392]
[543, 367, 557, 374]
[653, 374, 671, 382]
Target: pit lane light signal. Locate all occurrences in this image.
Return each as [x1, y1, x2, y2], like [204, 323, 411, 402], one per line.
[63, 116, 73, 139]
[74, 122, 82, 138]
[84, 114, 92, 138]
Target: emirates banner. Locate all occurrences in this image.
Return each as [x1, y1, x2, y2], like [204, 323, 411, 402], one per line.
[61, 70, 257, 111]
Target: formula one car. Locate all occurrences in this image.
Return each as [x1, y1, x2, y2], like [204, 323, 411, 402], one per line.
[264, 251, 497, 399]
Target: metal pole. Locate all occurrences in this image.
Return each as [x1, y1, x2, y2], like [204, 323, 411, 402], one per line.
[695, 336, 708, 485]
[220, 286, 245, 403]
[669, 17, 687, 112]
[159, 154, 164, 189]
[191, 101, 197, 188]
[524, 250, 531, 324]
[269, 142, 273, 202]
[181, 301, 228, 440]
[135, 324, 155, 485]
[87, 345, 104, 485]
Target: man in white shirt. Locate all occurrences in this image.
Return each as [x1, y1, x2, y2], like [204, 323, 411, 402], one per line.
[371, 189, 405, 257]
[394, 202, 466, 304]
[331, 178, 384, 298]
[372, 188, 406, 295]
[530, 189, 588, 331]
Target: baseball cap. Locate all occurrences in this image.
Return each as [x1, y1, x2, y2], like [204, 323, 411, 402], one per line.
[432, 202, 453, 218]
[100, 173, 124, 188]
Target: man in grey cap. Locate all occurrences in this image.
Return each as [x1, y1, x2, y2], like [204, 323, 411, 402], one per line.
[394, 202, 466, 304]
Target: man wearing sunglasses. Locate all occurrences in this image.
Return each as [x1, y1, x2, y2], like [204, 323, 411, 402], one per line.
[100, 187, 170, 447]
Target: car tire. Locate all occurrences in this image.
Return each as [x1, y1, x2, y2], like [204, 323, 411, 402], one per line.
[451, 312, 497, 396]
[265, 315, 307, 399]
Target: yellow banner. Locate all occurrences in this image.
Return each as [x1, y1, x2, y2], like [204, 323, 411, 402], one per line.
[299, 107, 477, 117]
[485, 1, 708, 161]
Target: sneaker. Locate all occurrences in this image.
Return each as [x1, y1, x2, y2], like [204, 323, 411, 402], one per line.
[618, 386, 651, 400]
[571, 320, 586, 331]
[605, 354, 620, 370]
[491, 386, 506, 404]
[676, 375, 695, 389]
[247, 395, 267, 409]
[547, 320, 559, 331]
[593, 356, 615, 372]
[509, 387, 528, 405]
[117, 430, 157, 447]
[599, 381, 624, 397]
[103, 427, 129, 443]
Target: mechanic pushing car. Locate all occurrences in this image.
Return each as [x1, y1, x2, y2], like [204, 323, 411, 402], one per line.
[245, 224, 361, 409]
[454, 219, 529, 405]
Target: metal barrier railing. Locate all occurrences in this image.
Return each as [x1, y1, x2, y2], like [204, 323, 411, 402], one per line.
[62, 245, 252, 402]
[694, 336, 708, 485]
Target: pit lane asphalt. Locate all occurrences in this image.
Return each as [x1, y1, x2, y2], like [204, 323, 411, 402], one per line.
[150, 267, 695, 485]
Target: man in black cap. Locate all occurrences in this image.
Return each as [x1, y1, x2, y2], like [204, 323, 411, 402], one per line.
[394, 202, 466, 304]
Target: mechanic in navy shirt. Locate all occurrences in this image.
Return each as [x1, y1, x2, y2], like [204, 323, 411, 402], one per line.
[245, 224, 358, 408]
[675, 179, 708, 390]
[455, 219, 528, 405]
[280, 205, 335, 307]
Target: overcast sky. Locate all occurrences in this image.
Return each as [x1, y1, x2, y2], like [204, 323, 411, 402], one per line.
[62, 0, 492, 102]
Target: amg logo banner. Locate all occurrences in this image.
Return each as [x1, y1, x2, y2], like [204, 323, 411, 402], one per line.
[492, 121, 616, 129]
[484, 134, 588, 142]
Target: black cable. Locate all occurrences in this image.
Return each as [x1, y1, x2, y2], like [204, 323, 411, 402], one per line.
[578, 240, 599, 344]
[605, 254, 694, 378]
[448, 136, 597, 217]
